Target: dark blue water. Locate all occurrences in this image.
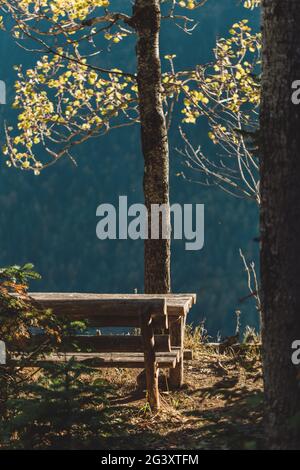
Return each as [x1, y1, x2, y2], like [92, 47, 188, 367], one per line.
[0, 1, 260, 337]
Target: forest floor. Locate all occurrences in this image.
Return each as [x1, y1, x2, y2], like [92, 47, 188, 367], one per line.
[97, 345, 264, 450]
[1, 343, 264, 450]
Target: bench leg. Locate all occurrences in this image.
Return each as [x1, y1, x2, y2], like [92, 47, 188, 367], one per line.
[140, 312, 160, 411]
[169, 316, 184, 389]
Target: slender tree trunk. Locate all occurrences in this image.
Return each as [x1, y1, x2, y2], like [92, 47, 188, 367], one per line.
[261, 0, 300, 449]
[133, 0, 171, 294]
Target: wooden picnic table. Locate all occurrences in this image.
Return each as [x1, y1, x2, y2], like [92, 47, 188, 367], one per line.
[15, 293, 197, 410]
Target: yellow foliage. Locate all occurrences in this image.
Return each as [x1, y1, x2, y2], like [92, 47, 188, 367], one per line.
[18, 0, 109, 21]
[0, 0, 261, 172]
[6, 53, 137, 171]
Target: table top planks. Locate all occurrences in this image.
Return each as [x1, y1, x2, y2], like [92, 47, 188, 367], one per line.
[29, 293, 196, 317]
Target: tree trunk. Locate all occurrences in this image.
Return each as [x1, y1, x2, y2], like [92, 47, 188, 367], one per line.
[261, 0, 300, 449]
[133, 0, 171, 294]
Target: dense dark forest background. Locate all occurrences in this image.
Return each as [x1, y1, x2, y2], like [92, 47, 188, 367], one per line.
[0, 0, 259, 336]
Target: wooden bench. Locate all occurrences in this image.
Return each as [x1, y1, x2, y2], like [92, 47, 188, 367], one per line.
[9, 293, 196, 410]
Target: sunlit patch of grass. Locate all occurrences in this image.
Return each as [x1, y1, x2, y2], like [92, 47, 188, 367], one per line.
[184, 321, 209, 354]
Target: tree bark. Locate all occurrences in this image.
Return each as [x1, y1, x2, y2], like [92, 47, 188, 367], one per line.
[133, 0, 171, 294]
[261, 0, 300, 449]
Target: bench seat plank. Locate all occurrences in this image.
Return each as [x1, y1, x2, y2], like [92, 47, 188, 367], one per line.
[10, 350, 180, 369]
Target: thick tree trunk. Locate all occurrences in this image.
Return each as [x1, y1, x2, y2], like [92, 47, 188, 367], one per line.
[133, 0, 171, 294]
[261, 0, 300, 449]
